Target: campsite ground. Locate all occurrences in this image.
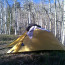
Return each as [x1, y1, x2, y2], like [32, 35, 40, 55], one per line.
[0, 35, 65, 65]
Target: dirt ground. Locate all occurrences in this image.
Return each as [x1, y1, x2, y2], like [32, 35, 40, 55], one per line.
[0, 43, 65, 65]
[0, 34, 65, 65]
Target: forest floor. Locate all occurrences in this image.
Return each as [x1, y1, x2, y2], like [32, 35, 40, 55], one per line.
[0, 35, 65, 65]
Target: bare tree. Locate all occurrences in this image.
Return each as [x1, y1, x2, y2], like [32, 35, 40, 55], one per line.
[9, 7, 12, 35]
[14, 0, 17, 35]
[4, 0, 7, 34]
[62, 0, 65, 45]
[54, 0, 57, 37]
[23, 0, 34, 24]
[0, 1, 3, 34]
[49, 0, 52, 31]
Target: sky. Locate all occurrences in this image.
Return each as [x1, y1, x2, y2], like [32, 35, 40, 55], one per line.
[7, 0, 63, 6]
[8, 0, 41, 6]
[17, 0, 41, 3]
[7, 0, 41, 7]
[33, 0, 40, 3]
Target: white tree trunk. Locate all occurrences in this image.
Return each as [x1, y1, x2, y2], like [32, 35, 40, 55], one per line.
[9, 13, 11, 35]
[4, 0, 7, 34]
[61, 1, 63, 43]
[62, 0, 65, 45]
[28, 11, 31, 24]
[49, 0, 52, 31]
[17, 9, 19, 31]
[14, 0, 17, 35]
[54, 0, 57, 37]
[0, 2, 3, 34]
[1, 7, 3, 34]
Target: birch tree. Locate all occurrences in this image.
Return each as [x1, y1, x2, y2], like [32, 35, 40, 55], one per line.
[0, 1, 3, 34]
[4, 0, 7, 34]
[49, 0, 52, 31]
[62, 0, 65, 45]
[54, 0, 57, 37]
[9, 6, 12, 35]
[14, 0, 17, 35]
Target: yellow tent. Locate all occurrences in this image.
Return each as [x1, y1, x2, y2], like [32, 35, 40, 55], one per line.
[7, 29, 65, 53]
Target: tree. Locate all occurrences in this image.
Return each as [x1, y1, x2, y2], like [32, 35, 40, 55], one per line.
[4, 0, 7, 34]
[0, 0, 3, 34]
[23, 0, 34, 24]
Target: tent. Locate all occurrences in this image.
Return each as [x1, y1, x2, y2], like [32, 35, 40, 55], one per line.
[7, 29, 65, 53]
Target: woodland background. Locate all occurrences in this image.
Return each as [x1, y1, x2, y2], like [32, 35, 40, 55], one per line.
[0, 0, 65, 44]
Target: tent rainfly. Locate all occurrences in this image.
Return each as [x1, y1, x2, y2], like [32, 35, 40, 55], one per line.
[7, 25, 65, 53]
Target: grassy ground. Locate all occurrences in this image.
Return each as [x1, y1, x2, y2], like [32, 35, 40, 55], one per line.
[0, 35, 65, 65]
